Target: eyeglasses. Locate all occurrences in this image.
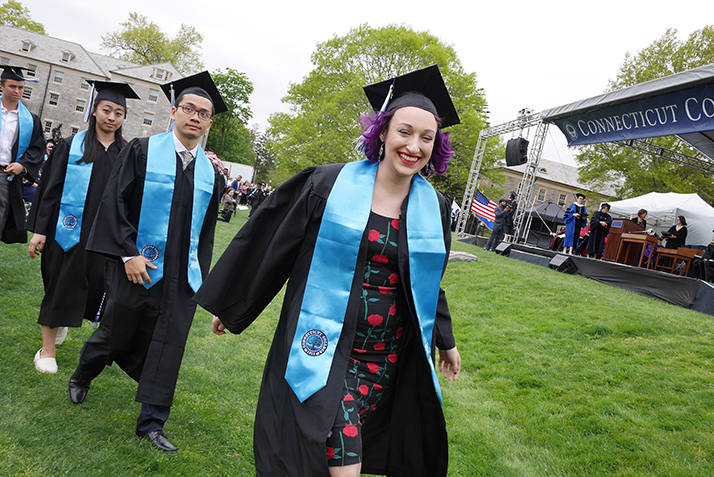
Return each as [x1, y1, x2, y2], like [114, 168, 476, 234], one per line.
[177, 104, 212, 121]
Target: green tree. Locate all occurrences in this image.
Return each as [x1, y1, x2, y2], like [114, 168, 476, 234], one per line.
[101, 13, 204, 75]
[575, 26, 714, 204]
[0, 1, 45, 34]
[205, 68, 254, 164]
[266, 24, 495, 200]
[251, 126, 277, 184]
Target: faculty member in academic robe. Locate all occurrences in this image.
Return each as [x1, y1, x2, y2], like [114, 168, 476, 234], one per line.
[586, 203, 612, 259]
[67, 72, 226, 454]
[563, 193, 587, 255]
[28, 82, 140, 374]
[195, 65, 462, 477]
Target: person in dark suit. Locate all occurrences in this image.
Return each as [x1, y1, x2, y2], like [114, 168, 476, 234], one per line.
[484, 199, 508, 251]
[631, 208, 647, 229]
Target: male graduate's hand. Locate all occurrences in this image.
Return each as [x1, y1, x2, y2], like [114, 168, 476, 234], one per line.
[124, 256, 157, 285]
[212, 316, 226, 335]
[28, 233, 46, 259]
[438, 346, 462, 381]
[4, 163, 25, 176]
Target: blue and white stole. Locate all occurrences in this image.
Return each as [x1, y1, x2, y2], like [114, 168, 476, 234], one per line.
[285, 160, 447, 403]
[55, 131, 91, 251]
[0, 97, 34, 162]
[135, 132, 214, 292]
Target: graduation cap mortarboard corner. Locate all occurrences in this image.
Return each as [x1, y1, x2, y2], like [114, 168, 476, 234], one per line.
[160, 71, 228, 115]
[83, 81, 141, 122]
[362, 65, 460, 128]
[0, 65, 39, 83]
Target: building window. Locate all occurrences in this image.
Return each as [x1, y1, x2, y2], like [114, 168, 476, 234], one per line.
[44, 121, 52, 133]
[148, 88, 159, 102]
[53, 71, 64, 84]
[71, 127, 79, 135]
[61, 51, 74, 63]
[75, 99, 86, 113]
[537, 188, 546, 201]
[21, 41, 35, 52]
[26, 64, 37, 77]
[152, 68, 167, 80]
[143, 112, 154, 126]
[22, 87, 32, 100]
[558, 194, 567, 206]
[80, 78, 90, 90]
[0, 57, 9, 65]
[48, 93, 60, 106]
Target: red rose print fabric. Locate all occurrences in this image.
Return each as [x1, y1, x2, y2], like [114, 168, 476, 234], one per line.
[327, 212, 407, 467]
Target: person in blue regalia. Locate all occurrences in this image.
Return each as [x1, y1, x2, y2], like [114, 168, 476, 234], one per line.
[28, 81, 140, 374]
[0, 65, 45, 245]
[194, 65, 462, 477]
[563, 193, 587, 255]
[66, 72, 226, 454]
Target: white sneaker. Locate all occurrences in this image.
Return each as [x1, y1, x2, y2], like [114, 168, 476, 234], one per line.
[55, 327, 69, 345]
[34, 349, 58, 374]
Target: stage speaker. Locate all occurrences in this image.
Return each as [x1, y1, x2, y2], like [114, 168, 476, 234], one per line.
[549, 255, 577, 274]
[495, 242, 512, 256]
[505, 137, 529, 166]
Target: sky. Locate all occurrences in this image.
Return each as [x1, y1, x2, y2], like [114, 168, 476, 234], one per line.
[22, 0, 713, 165]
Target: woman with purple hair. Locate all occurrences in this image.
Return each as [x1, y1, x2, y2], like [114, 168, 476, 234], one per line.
[195, 65, 462, 477]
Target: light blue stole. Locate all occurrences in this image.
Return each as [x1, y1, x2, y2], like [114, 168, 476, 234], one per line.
[285, 160, 447, 403]
[0, 97, 34, 162]
[135, 132, 214, 292]
[55, 131, 91, 251]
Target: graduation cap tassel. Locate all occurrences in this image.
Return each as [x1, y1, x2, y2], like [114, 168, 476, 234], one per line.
[83, 83, 96, 123]
[379, 81, 395, 112]
[166, 84, 176, 133]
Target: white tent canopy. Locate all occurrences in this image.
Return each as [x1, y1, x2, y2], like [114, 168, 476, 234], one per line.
[607, 192, 714, 246]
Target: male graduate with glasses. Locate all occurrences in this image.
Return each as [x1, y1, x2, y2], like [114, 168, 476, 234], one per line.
[67, 71, 226, 454]
[0, 65, 45, 246]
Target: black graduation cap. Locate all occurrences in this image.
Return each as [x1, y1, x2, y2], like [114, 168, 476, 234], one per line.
[160, 71, 227, 115]
[0, 65, 39, 83]
[88, 81, 140, 109]
[363, 65, 460, 128]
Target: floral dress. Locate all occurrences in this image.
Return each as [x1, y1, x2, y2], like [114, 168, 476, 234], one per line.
[326, 212, 406, 467]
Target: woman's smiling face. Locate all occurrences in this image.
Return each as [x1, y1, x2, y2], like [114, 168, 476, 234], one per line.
[379, 106, 438, 179]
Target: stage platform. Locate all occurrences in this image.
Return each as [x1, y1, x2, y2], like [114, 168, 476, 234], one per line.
[459, 240, 713, 316]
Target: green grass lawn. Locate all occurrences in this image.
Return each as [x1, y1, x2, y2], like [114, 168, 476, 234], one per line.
[1, 208, 713, 476]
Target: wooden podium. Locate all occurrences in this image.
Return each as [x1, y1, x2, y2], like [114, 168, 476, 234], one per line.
[603, 219, 645, 261]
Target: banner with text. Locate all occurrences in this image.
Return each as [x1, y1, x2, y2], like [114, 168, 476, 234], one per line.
[553, 84, 714, 146]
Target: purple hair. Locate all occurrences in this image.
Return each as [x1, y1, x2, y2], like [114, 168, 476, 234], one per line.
[359, 109, 454, 178]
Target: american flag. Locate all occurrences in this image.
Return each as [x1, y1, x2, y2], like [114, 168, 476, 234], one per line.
[471, 190, 497, 230]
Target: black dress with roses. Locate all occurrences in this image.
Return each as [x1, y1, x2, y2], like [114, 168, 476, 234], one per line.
[194, 163, 456, 477]
[326, 212, 406, 466]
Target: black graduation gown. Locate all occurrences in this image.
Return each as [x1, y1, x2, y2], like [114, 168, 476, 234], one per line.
[84, 137, 222, 407]
[665, 225, 687, 249]
[193, 163, 456, 477]
[1, 111, 44, 243]
[586, 211, 612, 257]
[29, 136, 121, 327]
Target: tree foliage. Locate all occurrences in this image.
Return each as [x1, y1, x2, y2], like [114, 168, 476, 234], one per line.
[266, 24, 496, 200]
[576, 26, 714, 204]
[205, 68, 255, 164]
[251, 126, 277, 184]
[101, 13, 204, 75]
[0, 1, 45, 34]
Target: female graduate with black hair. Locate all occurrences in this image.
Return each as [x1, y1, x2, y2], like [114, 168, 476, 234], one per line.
[28, 82, 139, 374]
[194, 65, 461, 477]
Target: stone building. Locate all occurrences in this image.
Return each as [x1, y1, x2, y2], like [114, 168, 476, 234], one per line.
[0, 25, 180, 141]
[489, 158, 619, 208]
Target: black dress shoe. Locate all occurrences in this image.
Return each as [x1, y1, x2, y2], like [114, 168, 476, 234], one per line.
[68, 372, 91, 404]
[136, 429, 178, 454]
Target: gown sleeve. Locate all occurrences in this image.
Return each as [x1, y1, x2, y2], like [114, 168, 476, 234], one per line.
[434, 192, 456, 351]
[29, 139, 70, 235]
[193, 166, 330, 334]
[85, 138, 146, 258]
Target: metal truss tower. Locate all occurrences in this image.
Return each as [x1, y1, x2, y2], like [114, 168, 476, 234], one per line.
[455, 110, 549, 244]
